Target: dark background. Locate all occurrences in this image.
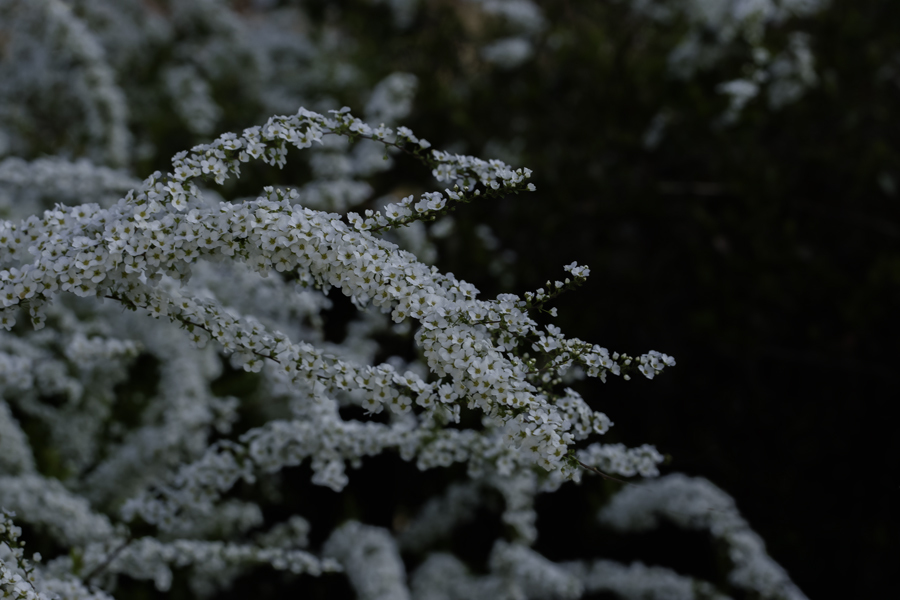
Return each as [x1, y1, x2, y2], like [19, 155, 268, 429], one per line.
[313, 1, 898, 597]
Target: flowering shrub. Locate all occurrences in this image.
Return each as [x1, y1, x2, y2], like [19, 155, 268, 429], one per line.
[0, 1, 816, 600]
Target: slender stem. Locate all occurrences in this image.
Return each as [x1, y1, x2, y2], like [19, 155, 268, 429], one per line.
[575, 459, 631, 485]
[82, 536, 133, 583]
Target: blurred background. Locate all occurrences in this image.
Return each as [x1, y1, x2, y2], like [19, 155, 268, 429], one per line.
[2, 0, 897, 598]
[312, 2, 900, 596]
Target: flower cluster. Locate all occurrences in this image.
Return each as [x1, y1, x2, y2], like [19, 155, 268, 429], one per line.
[0, 1, 824, 599]
[1, 509, 41, 600]
[0, 107, 669, 483]
[629, 0, 828, 133]
[0, 95, 811, 599]
[599, 474, 810, 600]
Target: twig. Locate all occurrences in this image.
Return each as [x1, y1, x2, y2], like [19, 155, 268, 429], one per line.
[82, 536, 133, 583]
[575, 459, 632, 485]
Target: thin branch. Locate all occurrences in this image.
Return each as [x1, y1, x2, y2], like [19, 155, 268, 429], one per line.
[575, 459, 632, 485]
[82, 536, 133, 583]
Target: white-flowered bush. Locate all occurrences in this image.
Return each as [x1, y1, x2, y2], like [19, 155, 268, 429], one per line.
[628, 0, 828, 137]
[0, 1, 810, 600]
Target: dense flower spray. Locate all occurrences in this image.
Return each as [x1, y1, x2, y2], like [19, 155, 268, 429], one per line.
[0, 104, 806, 600]
[0, 1, 814, 599]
